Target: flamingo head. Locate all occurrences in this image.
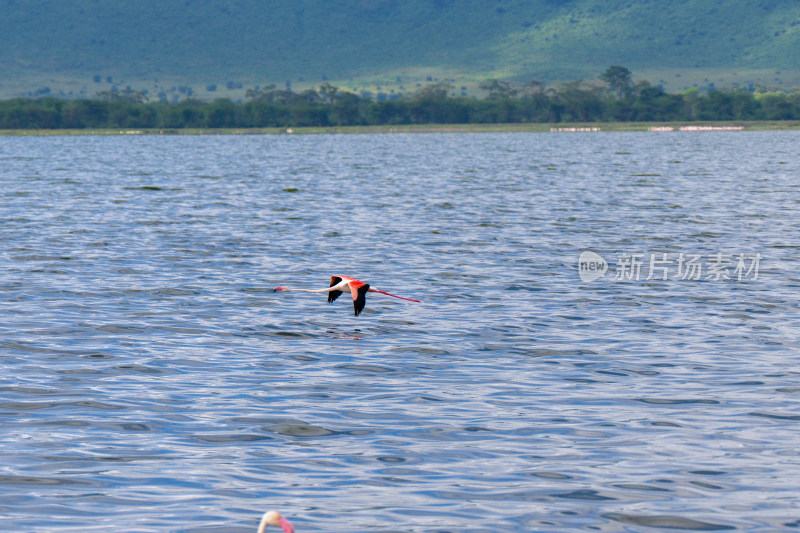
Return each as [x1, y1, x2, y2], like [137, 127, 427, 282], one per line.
[273, 286, 289, 293]
[257, 510, 295, 533]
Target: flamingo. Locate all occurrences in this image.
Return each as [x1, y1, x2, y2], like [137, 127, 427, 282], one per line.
[257, 510, 295, 533]
[273, 275, 420, 316]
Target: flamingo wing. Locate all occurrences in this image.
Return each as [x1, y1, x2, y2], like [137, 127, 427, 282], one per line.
[328, 276, 343, 303]
[350, 281, 370, 317]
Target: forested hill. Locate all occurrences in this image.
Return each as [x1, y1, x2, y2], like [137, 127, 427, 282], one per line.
[2, 0, 800, 100]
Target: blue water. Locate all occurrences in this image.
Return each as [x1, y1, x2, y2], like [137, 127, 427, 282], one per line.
[1, 131, 799, 532]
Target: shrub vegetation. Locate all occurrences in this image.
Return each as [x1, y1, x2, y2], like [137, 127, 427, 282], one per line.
[3, 70, 800, 130]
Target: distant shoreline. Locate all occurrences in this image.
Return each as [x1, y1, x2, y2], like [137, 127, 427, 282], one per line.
[2, 121, 800, 136]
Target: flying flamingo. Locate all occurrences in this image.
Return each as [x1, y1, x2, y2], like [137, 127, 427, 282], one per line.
[257, 510, 294, 533]
[273, 275, 420, 316]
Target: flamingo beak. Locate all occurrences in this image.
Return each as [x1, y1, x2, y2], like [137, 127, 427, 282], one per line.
[279, 516, 295, 533]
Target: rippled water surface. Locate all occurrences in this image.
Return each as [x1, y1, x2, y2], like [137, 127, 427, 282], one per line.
[1, 132, 800, 532]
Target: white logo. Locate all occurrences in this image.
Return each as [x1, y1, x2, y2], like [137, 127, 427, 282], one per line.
[576, 251, 761, 282]
[578, 250, 608, 282]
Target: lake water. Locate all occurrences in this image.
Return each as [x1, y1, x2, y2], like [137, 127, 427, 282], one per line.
[1, 131, 799, 532]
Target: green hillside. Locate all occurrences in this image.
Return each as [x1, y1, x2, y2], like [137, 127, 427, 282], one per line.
[2, 0, 799, 100]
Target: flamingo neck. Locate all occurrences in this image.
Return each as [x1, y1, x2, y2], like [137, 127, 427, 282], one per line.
[287, 287, 337, 293]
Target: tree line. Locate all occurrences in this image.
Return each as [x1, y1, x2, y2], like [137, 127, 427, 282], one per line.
[2, 69, 800, 130]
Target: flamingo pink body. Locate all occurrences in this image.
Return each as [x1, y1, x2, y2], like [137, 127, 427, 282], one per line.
[257, 510, 294, 533]
[274, 275, 420, 316]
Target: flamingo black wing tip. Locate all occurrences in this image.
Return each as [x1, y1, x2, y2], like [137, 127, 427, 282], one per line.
[328, 290, 343, 303]
[353, 283, 370, 316]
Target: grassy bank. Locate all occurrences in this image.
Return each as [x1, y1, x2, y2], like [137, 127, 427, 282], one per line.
[2, 121, 800, 137]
